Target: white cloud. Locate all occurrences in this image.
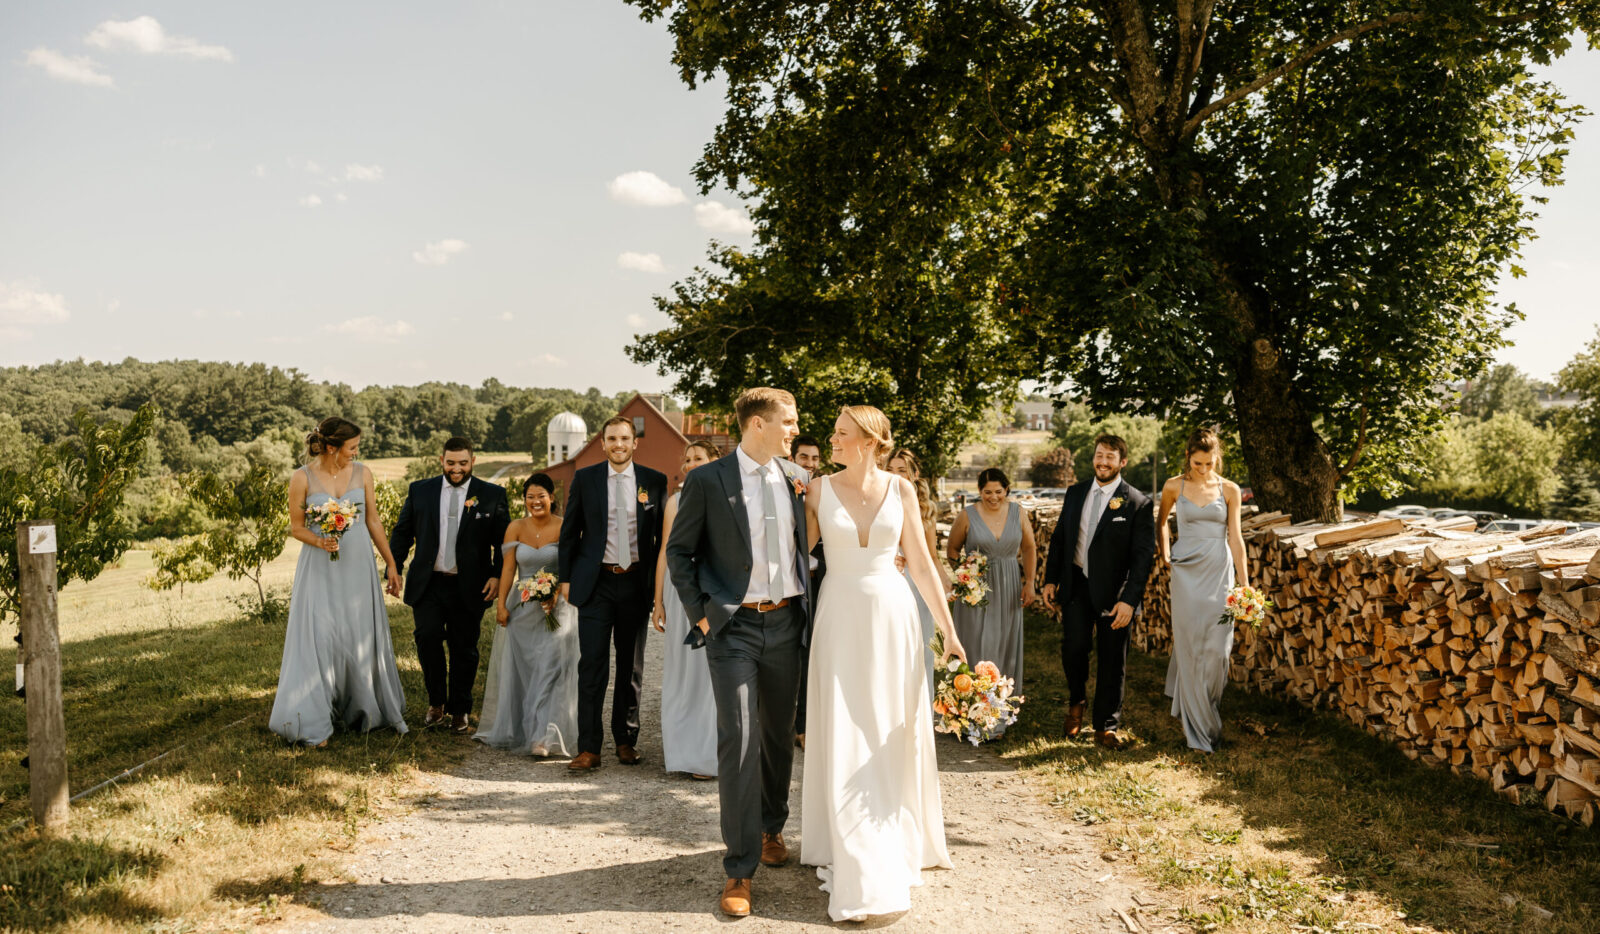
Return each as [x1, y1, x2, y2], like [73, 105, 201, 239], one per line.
[85, 17, 234, 62]
[251, 163, 267, 178]
[0, 280, 71, 340]
[498, 312, 514, 322]
[413, 239, 469, 265]
[106, 299, 121, 314]
[323, 316, 415, 342]
[625, 313, 647, 328]
[298, 194, 322, 208]
[25, 48, 115, 88]
[535, 353, 565, 366]
[607, 171, 686, 207]
[334, 192, 347, 202]
[344, 163, 384, 182]
[300, 159, 323, 175]
[694, 200, 755, 236]
[616, 252, 666, 274]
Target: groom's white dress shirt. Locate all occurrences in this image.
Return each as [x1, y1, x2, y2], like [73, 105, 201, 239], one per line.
[434, 480, 467, 574]
[737, 446, 801, 603]
[602, 461, 639, 565]
[1073, 476, 1120, 577]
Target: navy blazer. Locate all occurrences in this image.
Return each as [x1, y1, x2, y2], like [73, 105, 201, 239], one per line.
[557, 461, 668, 608]
[666, 452, 812, 648]
[1043, 477, 1156, 614]
[389, 475, 510, 607]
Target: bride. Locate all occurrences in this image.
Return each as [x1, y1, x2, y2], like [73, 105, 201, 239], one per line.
[800, 404, 966, 922]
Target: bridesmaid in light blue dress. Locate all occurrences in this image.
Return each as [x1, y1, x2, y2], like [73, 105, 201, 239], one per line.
[887, 449, 952, 708]
[1157, 429, 1249, 753]
[477, 473, 578, 757]
[945, 468, 1037, 691]
[269, 418, 409, 747]
[651, 441, 721, 778]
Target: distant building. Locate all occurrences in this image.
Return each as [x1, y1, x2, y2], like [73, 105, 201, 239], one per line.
[542, 394, 710, 506]
[546, 412, 587, 465]
[1018, 400, 1056, 431]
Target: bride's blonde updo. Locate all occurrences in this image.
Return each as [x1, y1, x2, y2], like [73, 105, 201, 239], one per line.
[840, 405, 893, 464]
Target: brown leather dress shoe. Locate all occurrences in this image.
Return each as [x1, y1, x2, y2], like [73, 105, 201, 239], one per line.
[423, 705, 446, 728]
[720, 878, 751, 917]
[760, 832, 789, 867]
[616, 744, 641, 765]
[1063, 702, 1085, 739]
[450, 713, 473, 735]
[1094, 729, 1123, 750]
[567, 751, 601, 771]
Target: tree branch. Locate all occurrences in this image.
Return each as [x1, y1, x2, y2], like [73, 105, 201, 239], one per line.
[1337, 400, 1370, 479]
[1181, 12, 1425, 139]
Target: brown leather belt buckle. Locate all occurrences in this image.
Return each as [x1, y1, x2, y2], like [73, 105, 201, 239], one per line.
[741, 598, 789, 612]
[600, 563, 632, 574]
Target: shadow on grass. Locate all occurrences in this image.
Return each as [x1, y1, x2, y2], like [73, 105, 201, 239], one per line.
[0, 834, 166, 932]
[1002, 610, 1600, 933]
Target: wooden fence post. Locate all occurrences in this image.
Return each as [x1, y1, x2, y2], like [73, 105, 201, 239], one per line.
[17, 520, 68, 834]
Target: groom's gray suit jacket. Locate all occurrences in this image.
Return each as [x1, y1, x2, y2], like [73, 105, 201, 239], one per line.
[666, 451, 812, 647]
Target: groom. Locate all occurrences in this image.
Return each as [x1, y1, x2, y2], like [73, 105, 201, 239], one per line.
[666, 387, 809, 918]
[389, 436, 510, 734]
[1042, 433, 1155, 750]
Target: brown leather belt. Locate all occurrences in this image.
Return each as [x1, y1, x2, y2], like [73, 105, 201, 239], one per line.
[600, 563, 635, 574]
[740, 598, 790, 612]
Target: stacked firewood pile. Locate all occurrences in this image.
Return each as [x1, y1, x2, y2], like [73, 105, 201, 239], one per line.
[1136, 510, 1600, 826]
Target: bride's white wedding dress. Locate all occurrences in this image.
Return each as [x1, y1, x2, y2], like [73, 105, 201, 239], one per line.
[800, 475, 952, 921]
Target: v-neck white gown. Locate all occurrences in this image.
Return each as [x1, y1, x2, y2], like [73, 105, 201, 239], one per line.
[800, 476, 951, 921]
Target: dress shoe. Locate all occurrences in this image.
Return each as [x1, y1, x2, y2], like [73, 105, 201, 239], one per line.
[795, 733, 805, 750]
[423, 706, 446, 728]
[616, 744, 641, 765]
[720, 878, 752, 917]
[1063, 702, 1085, 739]
[1094, 729, 1123, 750]
[760, 832, 789, 867]
[567, 751, 601, 771]
[450, 713, 473, 735]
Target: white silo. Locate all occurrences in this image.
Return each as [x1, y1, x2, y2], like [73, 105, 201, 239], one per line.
[547, 412, 588, 464]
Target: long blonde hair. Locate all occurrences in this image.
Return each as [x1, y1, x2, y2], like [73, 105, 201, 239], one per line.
[840, 405, 893, 464]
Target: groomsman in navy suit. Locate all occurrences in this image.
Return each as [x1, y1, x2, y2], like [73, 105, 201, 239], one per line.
[1042, 433, 1155, 749]
[558, 416, 668, 770]
[389, 437, 510, 734]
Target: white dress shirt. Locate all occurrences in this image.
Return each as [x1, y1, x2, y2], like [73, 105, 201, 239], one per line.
[1073, 477, 1120, 574]
[601, 461, 639, 565]
[435, 479, 468, 573]
[737, 446, 801, 603]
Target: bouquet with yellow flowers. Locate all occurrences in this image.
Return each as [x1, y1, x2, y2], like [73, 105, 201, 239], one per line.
[928, 630, 1022, 745]
[947, 551, 990, 608]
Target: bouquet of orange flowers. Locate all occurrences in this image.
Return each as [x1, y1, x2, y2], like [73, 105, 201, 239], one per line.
[1218, 584, 1273, 628]
[928, 630, 1022, 745]
[304, 499, 360, 561]
[517, 569, 561, 631]
[947, 551, 990, 608]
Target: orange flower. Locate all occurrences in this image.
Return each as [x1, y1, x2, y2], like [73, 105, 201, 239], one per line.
[974, 661, 1000, 681]
[953, 673, 973, 694]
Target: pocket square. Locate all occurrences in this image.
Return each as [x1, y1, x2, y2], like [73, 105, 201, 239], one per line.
[1112, 516, 1128, 522]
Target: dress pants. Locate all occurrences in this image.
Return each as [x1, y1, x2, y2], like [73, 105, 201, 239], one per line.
[704, 603, 803, 879]
[413, 573, 488, 716]
[576, 567, 650, 756]
[1060, 568, 1130, 732]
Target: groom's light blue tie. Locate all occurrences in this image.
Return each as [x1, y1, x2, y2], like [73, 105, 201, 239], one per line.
[612, 472, 632, 570]
[1075, 485, 1102, 575]
[758, 463, 783, 598]
[443, 485, 461, 571]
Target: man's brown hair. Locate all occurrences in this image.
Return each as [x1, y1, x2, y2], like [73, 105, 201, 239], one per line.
[601, 415, 635, 438]
[1094, 433, 1129, 462]
[734, 387, 796, 429]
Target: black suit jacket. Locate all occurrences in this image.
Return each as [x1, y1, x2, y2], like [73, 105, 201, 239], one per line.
[1044, 478, 1156, 614]
[666, 452, 812, 647]
[557, 461, 668, 608]
[390, 475, 511, 607]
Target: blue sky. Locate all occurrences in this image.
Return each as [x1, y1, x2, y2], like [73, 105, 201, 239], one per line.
[1, 4, 1595, 391]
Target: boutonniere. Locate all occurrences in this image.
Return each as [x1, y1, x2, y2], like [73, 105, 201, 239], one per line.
[464, 496, 479, 510]
[791, 477, 807, 498]
[637, 489, 650, 505]
[1108, 496, 1125, 511]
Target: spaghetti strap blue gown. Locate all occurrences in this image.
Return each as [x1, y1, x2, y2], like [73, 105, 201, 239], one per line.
[269, 463, 409, 745]
[1163, 482, 1235, 752]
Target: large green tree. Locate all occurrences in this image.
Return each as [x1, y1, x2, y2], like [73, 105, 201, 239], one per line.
[624, 0, 1596, 519]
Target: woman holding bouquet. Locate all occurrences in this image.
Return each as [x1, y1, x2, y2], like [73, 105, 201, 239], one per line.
[945, 467, 1036, 691]
[476, 473, 578, 757]
[269, 417, 409, 746]
[1157, 429, 1248, 753]
[651, 440, 721, 778]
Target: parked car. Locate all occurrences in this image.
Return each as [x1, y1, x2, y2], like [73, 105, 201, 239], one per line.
[1465, 510, 1506, 529]
[1482, 519, 1543, 534]
[1379, 505, 1431, 519]
[1428, 508, 1465, 520]
[1579, 522, 1600, 531]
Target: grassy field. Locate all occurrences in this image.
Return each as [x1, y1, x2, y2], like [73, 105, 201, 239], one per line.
[1001, 610, 1600, 933]
[0, 546, 487, 933]
[361, 452, 536, 484]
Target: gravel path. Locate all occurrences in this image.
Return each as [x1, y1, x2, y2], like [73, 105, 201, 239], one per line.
[288, 633, 1179, 933]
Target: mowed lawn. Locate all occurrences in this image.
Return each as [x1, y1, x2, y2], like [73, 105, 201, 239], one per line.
[0, 547, 486, 933]
[1000, 609, 1600, 934]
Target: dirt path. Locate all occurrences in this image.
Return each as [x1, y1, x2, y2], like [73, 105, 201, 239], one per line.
[287, 636, 1180, 933]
